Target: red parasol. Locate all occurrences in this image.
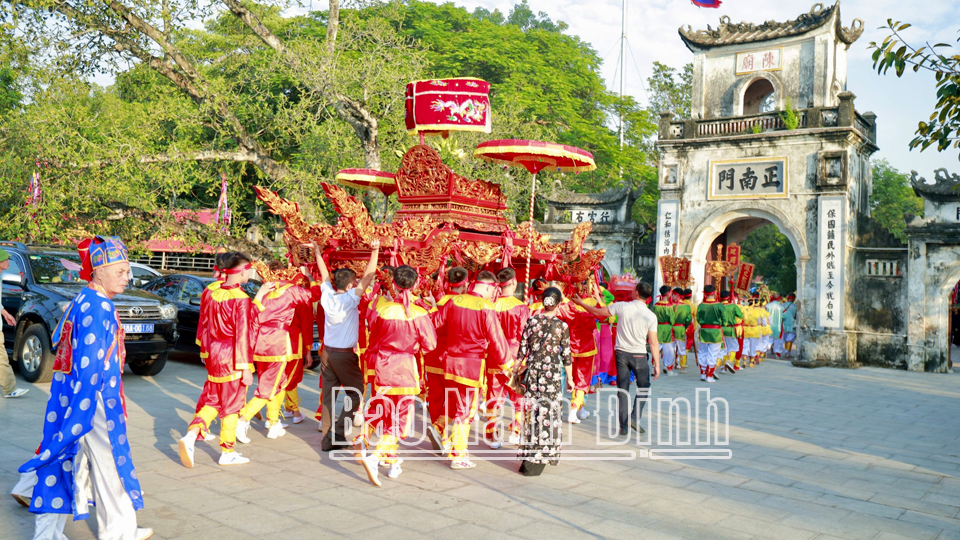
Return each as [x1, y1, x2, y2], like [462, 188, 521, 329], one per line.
[474, 139, 596, 174]
[474, 139, 596, 298]
[335, 168, 398, 196]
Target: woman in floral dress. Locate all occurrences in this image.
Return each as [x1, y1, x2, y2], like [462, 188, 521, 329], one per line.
[516, 287, 574, 476]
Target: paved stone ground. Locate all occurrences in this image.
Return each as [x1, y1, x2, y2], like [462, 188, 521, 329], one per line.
[4, 356, 960, 540]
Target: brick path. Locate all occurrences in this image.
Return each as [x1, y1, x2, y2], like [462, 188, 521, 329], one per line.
[3, 357, 960, 539]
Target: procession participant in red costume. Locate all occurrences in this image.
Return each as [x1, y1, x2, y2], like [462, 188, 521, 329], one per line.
[484, 268, 531, 448]
[179, 252, 255, 468]
[424, 266, 468, 452]
[284, 299, 315, 424]
[235, 257, 322, 443]
[316, 240, 380, 452]
[556, 282, 602, 424]
[433, 271, 508, 469]
[357, 265, 438, 486]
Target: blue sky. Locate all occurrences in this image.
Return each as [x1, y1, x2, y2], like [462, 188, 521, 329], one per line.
[406, 0, 960, 176]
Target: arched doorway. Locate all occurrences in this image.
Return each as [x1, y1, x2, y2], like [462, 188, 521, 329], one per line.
[742, 78, 776, 115]
[686, 206, 807, 300]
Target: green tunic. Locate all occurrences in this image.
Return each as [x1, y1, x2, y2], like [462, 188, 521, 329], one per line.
[722, 303, 743, 338]
[652, 301, 676, 343]
[673, 303, 692, 340]
[696, 300, 725, 343]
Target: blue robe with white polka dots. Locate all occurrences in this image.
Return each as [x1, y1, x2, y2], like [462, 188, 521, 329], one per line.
[18, 285, 144, 518]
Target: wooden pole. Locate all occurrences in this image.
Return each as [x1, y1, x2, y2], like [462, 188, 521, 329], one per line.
[525, 172, 537, 302]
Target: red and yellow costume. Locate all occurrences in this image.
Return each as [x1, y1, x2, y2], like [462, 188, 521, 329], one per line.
[485, 295, 531, 441]
[557, 298, 600, 413]
[424, 294, 456, 431]
[362, 297, 437, 464]
[283, 301, 316, 415]
[434, 293, 509, 460]
[189, 284, 254, 453]
[239, 281, 321, 425]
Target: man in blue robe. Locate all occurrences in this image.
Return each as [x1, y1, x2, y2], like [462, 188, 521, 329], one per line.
[19, 236, 152, 540]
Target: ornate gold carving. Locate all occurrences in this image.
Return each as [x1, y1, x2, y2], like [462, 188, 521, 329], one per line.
[705, 244, 739, 281]
[395, 145, 450, 197]
[453, 176, 506, 207]
[458, 240, 502, 267]
[400, 231, 460, 275]
[557, 249, 606, 283]
[252, 260, 308, 285]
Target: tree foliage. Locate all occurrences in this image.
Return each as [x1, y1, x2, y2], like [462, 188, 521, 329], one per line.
[0, 0, 659, 251]
[646, 61, 693, 120]
[740, 224, 797, 295]
[870, 20, 960, 158]
[869, 159, 924, 243]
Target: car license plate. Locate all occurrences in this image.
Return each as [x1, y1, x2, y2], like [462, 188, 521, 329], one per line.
[122, 323, 154, 334]
[312, 342, 321, 351]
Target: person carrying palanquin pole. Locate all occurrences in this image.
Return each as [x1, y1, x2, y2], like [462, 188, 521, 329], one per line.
[671, 287, 692, 376]
[283, 296, 315, 425]
[695, 285, 724, 383]
[315, 240, 380, 452]
[178, 251, 255, 468]
[719, 289, 743, 374]
[356, 265, 438, 486]
[433, 270, 509, 470]
[484, 268, 531, 448]
[424, 266, 469, 453]
[554, 282, 602, 425]
[653, 286, 677, 377]
[759, 296, 773, 361]
[234, 253, 323, 444]
[20, 236, 152, 540]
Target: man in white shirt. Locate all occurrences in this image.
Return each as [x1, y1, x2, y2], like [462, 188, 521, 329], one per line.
[314, 240, 380, 451]
[573, 281, 659, 436]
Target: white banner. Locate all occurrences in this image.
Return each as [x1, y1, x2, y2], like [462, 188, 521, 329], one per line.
[654, 199, 680, 295]
[817, 197, 845, 329]
[735, 48, 783, 75]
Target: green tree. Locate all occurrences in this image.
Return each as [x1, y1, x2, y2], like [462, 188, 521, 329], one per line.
[647, 61, 693, 119]
[869, 159, 924, 243]
[870, 20, 960, 158]
[740, 225, 797, 295]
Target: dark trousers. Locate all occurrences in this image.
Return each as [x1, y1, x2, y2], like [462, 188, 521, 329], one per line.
[319, 346, 364, 446]
[615, 350, 651, 431]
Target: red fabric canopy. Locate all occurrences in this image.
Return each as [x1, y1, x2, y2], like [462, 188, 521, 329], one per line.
[473, 139, 596, 174]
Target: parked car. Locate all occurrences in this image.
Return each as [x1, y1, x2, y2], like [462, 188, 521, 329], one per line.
[139, 273, 321, 365]
[129, 262, 162, 288]
[0, 242, 179, 382]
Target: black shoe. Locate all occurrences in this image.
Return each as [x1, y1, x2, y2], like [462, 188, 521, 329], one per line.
[321, 434, 351, 452]
[630, 420, 645, 434]
[619, 427, 629, 436]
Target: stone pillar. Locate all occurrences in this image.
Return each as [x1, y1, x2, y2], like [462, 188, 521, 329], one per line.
[659, 111, 674, 140]
[838, 91, 856, 127]
[906, 239, 926, 371]
[861, 111, 877, 144]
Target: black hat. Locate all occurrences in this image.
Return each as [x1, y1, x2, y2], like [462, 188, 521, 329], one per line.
[659, 285, 671, 295]
[703, 285, 716, 294]
[719, 289, 731, 300]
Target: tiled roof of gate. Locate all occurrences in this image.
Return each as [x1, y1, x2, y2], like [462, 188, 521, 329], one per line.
[547, 186, 634, 205]
[679, 3, 864, 51]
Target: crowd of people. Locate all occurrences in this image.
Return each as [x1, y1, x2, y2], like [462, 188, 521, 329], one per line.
[645, 285, 798, 383]
[9, 234, 801, 538]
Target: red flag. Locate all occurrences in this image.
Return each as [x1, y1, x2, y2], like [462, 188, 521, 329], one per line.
[691, 0, 722, 7]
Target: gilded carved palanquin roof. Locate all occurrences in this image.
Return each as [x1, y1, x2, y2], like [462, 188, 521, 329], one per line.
[253, 145, 606, 293]
[679, 3, 864, 51]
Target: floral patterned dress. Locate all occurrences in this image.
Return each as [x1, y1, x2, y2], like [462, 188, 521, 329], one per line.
[517, 314, 572, 465]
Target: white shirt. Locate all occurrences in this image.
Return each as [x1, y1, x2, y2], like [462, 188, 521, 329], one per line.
[608, 300, 658, 354]
[320, 281, 362, 348]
